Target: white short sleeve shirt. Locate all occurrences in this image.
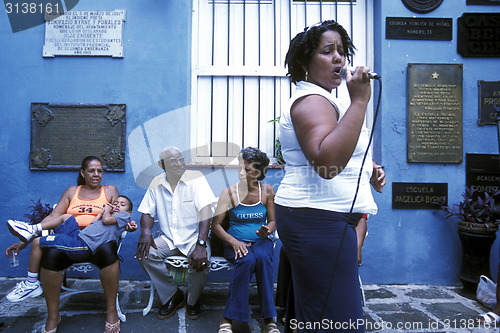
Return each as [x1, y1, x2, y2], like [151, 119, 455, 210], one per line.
[138, 170, 216, 256]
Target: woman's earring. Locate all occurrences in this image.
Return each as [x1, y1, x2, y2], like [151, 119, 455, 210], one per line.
[305, 71, 308, 81]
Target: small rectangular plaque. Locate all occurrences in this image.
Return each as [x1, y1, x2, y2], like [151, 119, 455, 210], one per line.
[458, 13, 500, 58]
[386, 17, 452, 40]
[392, 182, 448, 209]
[478, 81, 500, 125]
[407, 64, 463, 163]
[467, 0, 500, 5]
[43, 10, 126, 57]
[466, 153, 500, 195]
[30, 103, 126, 171]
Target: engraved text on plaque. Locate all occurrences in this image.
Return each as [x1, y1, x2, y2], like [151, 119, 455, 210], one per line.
[43, 10, 126, 57]
[407, 64, 463, 163]
[30, 103, 126, 171]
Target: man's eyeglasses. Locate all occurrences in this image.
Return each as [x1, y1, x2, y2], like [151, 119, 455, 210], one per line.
[164, 157, 185, 165]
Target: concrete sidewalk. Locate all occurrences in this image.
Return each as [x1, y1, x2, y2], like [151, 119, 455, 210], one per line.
[0, 277, 496, 332]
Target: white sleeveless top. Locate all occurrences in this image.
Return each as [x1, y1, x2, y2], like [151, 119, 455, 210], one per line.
[275, 81, 378, 215]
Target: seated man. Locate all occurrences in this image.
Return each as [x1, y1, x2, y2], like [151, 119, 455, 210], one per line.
[135, 146, 216, 320]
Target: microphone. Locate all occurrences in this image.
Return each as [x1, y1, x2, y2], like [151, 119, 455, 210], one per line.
[340, 66, 380, 80]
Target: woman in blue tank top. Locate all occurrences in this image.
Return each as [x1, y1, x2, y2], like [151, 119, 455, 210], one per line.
[212, 147, 279, 333]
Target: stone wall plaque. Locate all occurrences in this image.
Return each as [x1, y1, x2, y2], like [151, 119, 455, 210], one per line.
[30, 103, 126, 171]
[386, 17, 452, 40]
[392, 182, 448, 209]
[43, 10, 125, 57]
[466, 153, 500, 195]
[457, 13, 500, 57]
[478, 81, 500, 125]
[407, 64, 463, 163]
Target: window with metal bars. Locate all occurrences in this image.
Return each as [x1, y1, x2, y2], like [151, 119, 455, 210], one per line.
[191, 0, 370, 163]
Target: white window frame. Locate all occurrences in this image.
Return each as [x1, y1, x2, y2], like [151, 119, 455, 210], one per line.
[191, 0, 374, 164]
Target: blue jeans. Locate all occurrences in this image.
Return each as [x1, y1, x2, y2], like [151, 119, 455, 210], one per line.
[223, 237, 277, 322]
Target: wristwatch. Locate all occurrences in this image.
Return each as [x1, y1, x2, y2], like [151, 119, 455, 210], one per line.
[196, 239, 207, 247]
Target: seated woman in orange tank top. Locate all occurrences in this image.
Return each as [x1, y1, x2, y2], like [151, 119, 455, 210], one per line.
[5, 156, 123, 333]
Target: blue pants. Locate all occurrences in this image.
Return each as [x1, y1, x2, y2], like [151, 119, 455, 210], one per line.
[223, 237, 277, 322]
[276, 205, 364, 333]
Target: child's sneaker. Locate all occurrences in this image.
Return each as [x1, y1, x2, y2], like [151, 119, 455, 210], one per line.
[6, 280, 43, 302]
[7, 219, 37, 243]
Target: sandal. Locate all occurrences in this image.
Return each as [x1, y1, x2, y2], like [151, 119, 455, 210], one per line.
[263, 322, 280, 333]
[104, 320, 120, 333]
[42, 318, 61, 333]
[218, 323, 232, 333]
[477, 311, 500, 324]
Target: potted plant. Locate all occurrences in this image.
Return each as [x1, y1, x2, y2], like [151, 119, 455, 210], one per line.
[24, 199, 53, 224]
[268, 117, 285, 165]
[439, 187, 500, 291]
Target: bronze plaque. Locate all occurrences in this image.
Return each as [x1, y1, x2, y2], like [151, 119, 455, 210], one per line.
[407, 64, 463, 163]
[392, 182, 448, 209]
[457, 13, 500, 58]
[401, 0, 444, 13]
[466, 153, 500, 195]
[30, 103, 126, 171]
[467, 0, 500, 5]
[386, 17, 452, 40]
[478, 81, 500, 125]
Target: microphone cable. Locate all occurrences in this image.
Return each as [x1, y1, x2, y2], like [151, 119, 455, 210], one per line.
[314, 76, 382, 333]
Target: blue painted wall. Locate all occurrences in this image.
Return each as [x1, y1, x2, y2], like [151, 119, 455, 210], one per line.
[0, 1, 499, 286]
[368, 2, 500, 285]
[0, 0, 192, 281]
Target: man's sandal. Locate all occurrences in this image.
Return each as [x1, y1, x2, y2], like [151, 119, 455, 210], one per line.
[477, 311, 500, 324]
[104, 320, 120, 333]
[218, 323, 232, 333]
[263, 322, 280, 333]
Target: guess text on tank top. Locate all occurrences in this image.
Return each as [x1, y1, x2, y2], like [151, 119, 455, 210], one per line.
[236, 212, 264, 220]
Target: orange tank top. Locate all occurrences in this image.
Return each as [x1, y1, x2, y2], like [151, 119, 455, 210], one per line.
[67, 185, 109, 227]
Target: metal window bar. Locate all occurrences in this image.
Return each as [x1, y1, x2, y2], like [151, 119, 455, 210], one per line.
[201, 0, 356, 160]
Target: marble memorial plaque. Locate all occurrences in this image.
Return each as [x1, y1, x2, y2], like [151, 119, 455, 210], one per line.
[30, 103, 126, 171]
[43, 10, 125, 57]
[407, 64, 463, 163]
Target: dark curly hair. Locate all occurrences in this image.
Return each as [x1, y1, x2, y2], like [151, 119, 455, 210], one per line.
[240, 147, 270, 181]
[285, 20, 356, 84]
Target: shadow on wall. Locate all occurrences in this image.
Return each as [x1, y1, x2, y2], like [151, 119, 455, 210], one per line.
[127, 106, 241, 189]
